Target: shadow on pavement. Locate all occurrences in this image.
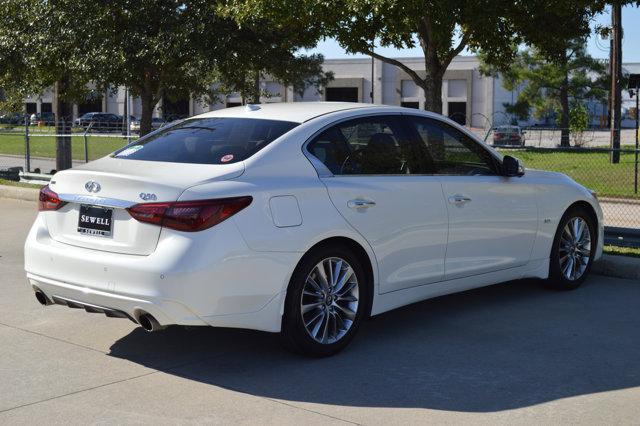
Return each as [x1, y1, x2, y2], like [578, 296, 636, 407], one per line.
[108, 277, 640, 412]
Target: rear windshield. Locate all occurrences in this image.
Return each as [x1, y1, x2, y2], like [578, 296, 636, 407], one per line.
[113, 117, 298, 164]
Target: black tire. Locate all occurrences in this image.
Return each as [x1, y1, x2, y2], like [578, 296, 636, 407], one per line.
[280, 244, 368, 357]
[546, 206, 597, 290]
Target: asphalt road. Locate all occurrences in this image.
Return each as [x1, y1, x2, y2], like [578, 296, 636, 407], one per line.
[1, 197, 639, 424]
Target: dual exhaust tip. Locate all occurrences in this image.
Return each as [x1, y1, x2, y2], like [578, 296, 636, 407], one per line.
[34, 289, 52, 306]
[137, 313, 165, 332]
[33, 288, 164, 332]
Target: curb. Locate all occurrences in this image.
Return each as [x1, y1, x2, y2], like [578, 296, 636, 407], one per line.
[1, 183, 638, 281]
[592, 254, 640, 281]
[0, 184, 39, 202]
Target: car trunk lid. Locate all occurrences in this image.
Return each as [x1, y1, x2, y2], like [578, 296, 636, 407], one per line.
[45, 156, 244, 255]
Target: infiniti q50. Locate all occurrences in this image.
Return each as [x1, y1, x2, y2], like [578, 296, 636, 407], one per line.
[25, 102, 603, 357]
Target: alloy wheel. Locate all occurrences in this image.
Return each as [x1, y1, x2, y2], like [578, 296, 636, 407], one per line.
[558, 217, 592, 281]
[300, 257, 359, 344]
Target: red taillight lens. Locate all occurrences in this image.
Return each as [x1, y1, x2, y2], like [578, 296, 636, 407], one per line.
[127, 196, 252, 232]
[39, 186, 65, 211]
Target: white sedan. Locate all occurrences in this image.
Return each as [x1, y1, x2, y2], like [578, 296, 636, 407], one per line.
[25, 102, 603, 357]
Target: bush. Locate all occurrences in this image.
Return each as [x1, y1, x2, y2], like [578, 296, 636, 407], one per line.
[570, 104, 589, 146]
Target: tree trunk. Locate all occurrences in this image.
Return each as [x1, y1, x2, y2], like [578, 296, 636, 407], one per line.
[53, 79, 73, 172]
[251, 69, 261, 104]
[559, 76, 571, 147]
[422, 74, 443, 114]
[139, 90, 156, 137]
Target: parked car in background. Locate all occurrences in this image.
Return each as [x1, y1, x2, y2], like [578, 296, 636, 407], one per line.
[74, 112, 124, 132]
[26, 103, 603, 357]
[29, 112, 56, 126]
[130, 117, 166, 133]
[0, 112, 27, 125]
[117, 115, 138, 123]
[493, 125, 525, 146]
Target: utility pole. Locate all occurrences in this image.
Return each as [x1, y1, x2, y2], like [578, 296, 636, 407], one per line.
[610, 2, 622, 164]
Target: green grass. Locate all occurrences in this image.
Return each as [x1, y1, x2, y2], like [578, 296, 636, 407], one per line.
[603, 244, 640, 258]
[0, 178, 44, 189]
[0, 133, 128, 161]
[499, 148, 640, 199]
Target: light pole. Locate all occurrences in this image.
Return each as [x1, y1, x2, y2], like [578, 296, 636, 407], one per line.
[370, 39, 375, 104]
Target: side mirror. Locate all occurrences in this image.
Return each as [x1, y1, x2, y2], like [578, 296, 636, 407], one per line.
[503, 155, 525, 177]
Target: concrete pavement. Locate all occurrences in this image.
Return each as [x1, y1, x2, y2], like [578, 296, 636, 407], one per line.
[1, 197, 639, 424]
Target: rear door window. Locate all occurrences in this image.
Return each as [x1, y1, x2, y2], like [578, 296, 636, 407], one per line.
[307, 116, 412, 175]
[113, 117, 298, 164]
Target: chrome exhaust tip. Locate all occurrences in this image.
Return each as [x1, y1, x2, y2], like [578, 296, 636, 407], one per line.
[137, 313, 165, 332]
[34, 289, 51, 306]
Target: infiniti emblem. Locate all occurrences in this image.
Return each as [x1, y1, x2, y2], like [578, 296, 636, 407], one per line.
[84, 181, 101, 193]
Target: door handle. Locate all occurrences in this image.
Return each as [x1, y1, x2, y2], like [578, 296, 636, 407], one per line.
[448, 194, 472, 205]
[348, 199, 376, 209]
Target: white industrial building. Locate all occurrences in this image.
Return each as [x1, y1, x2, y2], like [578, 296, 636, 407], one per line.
[22, 56, 640, 128]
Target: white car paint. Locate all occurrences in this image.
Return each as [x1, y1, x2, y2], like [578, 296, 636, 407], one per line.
[24, 102, 604, 335]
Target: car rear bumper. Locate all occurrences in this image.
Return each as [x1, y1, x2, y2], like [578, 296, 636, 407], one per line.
[24, 213, 300, 332]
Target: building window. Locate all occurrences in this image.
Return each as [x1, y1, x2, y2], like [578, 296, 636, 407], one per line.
[326, 87, 359, 102]
[448, 102, 467, 125]
[401, 102, 419, 109]
[401, 80, 420, 98]
[41, 102, 52, 113]
[78, 97, 103, 115]
[226, 102, 242, 108]
[25, 103, 37, 114]
[447, 79, 466, 98]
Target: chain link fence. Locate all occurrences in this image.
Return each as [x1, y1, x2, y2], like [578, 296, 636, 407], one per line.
[494, 146, 640, 232]
[2, 112, 639, 233]
[0, 116, 137, 177]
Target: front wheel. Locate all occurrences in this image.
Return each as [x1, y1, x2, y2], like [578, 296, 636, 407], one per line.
[280, 245, 367, 357]
[547, 207, 596, 290]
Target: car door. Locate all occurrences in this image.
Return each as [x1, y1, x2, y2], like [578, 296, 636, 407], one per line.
[306, 114, 449, 293]
[405, 115, 538, 280]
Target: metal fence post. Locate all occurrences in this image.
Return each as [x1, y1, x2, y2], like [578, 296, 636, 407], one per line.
[83, 123, 91, 163]
[635, 85, 638, 194]
[24, 115, 30, 173]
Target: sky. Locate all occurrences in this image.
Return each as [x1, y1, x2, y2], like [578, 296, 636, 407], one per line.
[306, 5, 640, 63]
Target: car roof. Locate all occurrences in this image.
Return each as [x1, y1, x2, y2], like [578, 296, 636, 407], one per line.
[193, 102, 379, 123]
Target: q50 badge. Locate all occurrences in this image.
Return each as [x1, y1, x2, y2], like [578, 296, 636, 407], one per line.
[139, 192, 157, 201]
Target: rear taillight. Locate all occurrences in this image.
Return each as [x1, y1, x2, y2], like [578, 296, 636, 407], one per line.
[39, 186, 66, 211]
[126, 196, 252, 232]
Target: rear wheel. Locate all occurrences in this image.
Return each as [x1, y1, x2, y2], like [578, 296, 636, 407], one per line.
[281, 245, 367, 357]
[547, 207, 596, 290]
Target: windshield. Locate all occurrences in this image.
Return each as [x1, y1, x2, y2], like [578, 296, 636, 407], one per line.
[113, 117, 298, 164]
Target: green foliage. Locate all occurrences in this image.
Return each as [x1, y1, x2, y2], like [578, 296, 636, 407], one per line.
[226, 0, 612, 115]
[226, 0, 527, 113]
[0, 0, 331, 135]
[570, 104, 589, 133]
[503, 100, 531, 121]
[0, 0, 103, 107]
[482, 38, 607, 146]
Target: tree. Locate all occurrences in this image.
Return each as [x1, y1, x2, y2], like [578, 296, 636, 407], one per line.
[483, 39, 608, 146]
[227, 0, 523, 115]
[94, 0, 331, 135]
[0, 0, 103, 170]
[227, 0, 616, 118]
